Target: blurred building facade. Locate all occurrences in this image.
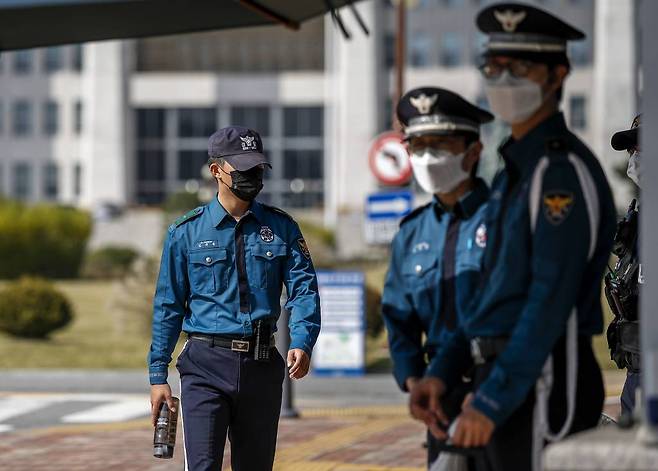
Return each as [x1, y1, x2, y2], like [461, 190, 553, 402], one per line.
[0, 0, 636, 253]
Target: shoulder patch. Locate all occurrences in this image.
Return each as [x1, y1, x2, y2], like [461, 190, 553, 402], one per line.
[261, 203, 295, 222]
[297, 238, 311, 259]
[399, 202, 431, 227]
[543, 191, 574, 225]
[172, 206, 204, 229]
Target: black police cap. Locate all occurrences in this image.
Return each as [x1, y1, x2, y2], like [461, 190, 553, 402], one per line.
[476, 2, 585, 63]
[396, 87, 493, 141]
[611, 114, 641, 151]
[207, 125, 271, 171]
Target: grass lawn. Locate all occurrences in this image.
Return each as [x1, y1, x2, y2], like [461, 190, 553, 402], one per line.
[0, 280, 186, 369]
[0, 278, 617, 371]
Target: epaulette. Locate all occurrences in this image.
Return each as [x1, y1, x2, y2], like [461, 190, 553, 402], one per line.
[399, 202, 431, 227]
[169, 206, 204, 232]
[261, 203, 295, 222]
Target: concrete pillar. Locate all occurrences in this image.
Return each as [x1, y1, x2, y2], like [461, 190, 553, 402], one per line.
[592, 0, 636, 209]
[324, 1, 382, 257]
[639, 0, 658, 434]
[80, 41, 129, 208]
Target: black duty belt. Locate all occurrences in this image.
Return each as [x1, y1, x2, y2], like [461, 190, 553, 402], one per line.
[188, 333, 274, 353]
[470, 336, 508, 365]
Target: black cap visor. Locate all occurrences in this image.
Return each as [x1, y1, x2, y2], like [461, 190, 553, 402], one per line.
[222, 152, 271, 171]
[611, 128, 638, 151]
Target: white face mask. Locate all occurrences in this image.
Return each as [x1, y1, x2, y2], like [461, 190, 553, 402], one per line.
[410, 145, 472, 194]
[484, 71, 544, 124]
[627, 151, 641, 187]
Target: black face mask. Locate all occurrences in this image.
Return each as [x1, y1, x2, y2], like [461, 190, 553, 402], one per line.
[218, 166, 264, 201]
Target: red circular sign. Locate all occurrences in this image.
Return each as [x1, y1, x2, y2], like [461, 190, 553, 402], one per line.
[368, 131, 412, 186]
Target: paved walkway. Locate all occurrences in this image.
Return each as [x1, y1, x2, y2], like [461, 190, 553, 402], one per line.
[0, 405, 427, 471]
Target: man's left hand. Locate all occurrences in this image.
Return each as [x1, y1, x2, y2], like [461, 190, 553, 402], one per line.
[451, 402, 495, 448]
[287, 349, 310, 379]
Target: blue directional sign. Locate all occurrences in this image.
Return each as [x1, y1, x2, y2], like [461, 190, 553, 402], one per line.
[364, 190, 413, 244]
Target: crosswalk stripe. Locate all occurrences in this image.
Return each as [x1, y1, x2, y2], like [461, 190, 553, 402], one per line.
[61, 399, 150, 424]
[0, 396, 59, 422]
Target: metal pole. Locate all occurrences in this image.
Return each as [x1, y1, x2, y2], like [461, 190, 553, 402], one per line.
[277, 298, 299, 418]
[393, 0, 406, 130]
[639, 0, 658, 438]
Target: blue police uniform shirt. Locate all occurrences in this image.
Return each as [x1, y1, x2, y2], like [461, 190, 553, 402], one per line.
[427, 113, 616, 425]
[148, 195, 321, 385]
[382, 179, 489, 391]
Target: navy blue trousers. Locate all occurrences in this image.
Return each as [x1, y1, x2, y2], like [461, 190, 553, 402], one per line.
[176, 337, 285, 471]
[621, 371, 641, 415]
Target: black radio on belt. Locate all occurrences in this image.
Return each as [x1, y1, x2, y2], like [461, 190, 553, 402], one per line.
[254, 320, 272, 361]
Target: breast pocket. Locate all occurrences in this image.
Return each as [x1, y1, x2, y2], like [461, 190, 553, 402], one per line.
[188, 248, 228, 295]
[402, 255, 439, 287]
[249, 243, 287, 290]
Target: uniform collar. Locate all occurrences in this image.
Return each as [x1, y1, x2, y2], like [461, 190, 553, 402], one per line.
[209, 194, 264, 227]
[499, 112, 568, 174]
[433, 178, 490, 220]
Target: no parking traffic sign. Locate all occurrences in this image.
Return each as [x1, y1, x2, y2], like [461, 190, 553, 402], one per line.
[368, 131, 413, 186]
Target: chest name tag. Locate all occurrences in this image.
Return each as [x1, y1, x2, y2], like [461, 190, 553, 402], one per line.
[412, 241, 430, 253]
[197, 240, 218, 249]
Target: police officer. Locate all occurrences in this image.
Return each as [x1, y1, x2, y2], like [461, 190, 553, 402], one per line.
[409, 4, 616, 471]
[382, 87, 492, 467]
[148, 125, 321, 471]
[606, 114, 642, 415]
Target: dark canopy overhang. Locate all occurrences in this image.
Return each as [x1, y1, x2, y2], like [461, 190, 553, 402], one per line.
[0, 0, 364, 50]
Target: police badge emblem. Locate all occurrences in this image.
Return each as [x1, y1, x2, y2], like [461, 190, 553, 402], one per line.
[475, 224, 487, 248]
[543, 191, 574, 225]
[259, 226, 274, 243]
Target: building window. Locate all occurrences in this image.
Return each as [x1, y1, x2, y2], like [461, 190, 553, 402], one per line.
[73, 163, 82, 197]
[178, 150, 208, 180]
[72, 45, 83, 72]
[137, 108, 165, 138]
[569, 95, 587, 130]
[440, 32, 462, 67]
[43, 101, 59, 136]
[409, 34, 431, 67]
[283, 107, 323, 137]
[12, 100, 33, 136]
[569, 39, 592, 67]
[231, 106, 270, 137]
[472, 32, 487, 65]
[43, 163, 59, 199]
[43, 47, 63, 73]
[74, 101, 83, 134]
[13, 163, 31, 200]
[178, 108, 216, 138]
[137, 149, 166, 182]
[13, 50, 33, 74]
[283, 150, 323, 180]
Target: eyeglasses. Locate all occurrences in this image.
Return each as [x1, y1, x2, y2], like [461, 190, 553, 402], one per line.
[478, 60, 538, 79]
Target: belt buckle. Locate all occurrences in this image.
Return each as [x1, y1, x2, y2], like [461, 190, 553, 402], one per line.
[231, 340, 250, 352]
[470, 338, 485, 365]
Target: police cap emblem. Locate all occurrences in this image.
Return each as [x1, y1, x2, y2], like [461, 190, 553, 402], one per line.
[259, 226, 274, 243]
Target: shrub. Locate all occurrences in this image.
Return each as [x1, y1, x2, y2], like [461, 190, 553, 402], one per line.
[0, 200, 92, 279]
[82, 246, 140, 279]
[162, 191, 202, 216]
[0, 277, 74, 339]
[365, 284, 384, 338]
